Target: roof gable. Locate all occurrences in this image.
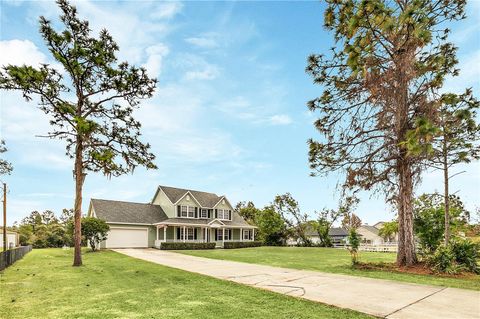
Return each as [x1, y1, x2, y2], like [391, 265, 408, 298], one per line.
[157, 185, 224, 208]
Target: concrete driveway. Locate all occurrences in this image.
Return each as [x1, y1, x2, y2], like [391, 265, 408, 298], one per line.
[114, 248, 480, 319]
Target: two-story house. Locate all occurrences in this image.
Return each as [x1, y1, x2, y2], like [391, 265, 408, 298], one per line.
[87, 185, 256, 248]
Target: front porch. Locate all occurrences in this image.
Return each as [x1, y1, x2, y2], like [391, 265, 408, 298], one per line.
[154, 224, 256, 248]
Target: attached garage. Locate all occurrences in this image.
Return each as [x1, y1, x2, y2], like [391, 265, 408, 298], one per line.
[88, 198, 168, 249]
[106, 227, 149, 248]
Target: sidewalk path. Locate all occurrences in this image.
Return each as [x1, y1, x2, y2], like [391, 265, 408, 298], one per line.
[114, 249, 480, 319]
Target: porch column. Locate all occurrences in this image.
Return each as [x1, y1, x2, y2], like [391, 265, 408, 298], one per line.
[163, 226, 167, 242]
[252, 229, 255, 241]
[240, 228, 243, 242]
[222, 228, 225, 245]
[156, 226, 159, 240]
[183, 225, 186, 242]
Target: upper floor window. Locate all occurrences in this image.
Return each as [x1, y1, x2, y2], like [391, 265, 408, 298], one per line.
[217, 209, 230, 220]
[188, 206, 195, 218]
[181, 205, 188, 217]
[180, 206, 196, 218]
[200, 208, 208, 219]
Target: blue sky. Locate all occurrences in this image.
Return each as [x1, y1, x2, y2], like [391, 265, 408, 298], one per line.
[0, 0, 479, 225]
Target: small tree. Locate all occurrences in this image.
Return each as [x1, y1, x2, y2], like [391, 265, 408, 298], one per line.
[414, 193, 469, 253]
[0, 0, 157, 266]
[428, 92, 479, 244]
[316, 195, 358, 246]
[81, 217, 109, 252]
[378, 221, 398, 242]
[347, 228, 360, 265]
[256, 206, 287, 246]
[235, 201, 261, 225]
[0, 140, 13, 175]
[273, 193, 311, 246]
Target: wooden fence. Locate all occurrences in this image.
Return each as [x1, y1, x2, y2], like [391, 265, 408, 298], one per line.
[0, 245, 32, 271]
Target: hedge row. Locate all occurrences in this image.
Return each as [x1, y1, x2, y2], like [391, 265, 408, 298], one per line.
[223, 241, 263, 249]
[160, 242, 216, 250]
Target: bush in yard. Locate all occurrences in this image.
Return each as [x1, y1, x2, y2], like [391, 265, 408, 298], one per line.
[160, 242, 216, 250]
[426, 238, 480, 274]
[427, 244, 463, 274]
[223, 241, 263, 249]
[81, 217, 109, 251]
[449, 239, 480, 274]
[414, 193, 469, 254]
[347, 228, 360, 265]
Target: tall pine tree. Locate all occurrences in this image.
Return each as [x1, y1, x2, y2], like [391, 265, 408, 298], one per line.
[306, 0, 468, 265]
[0, 0, 157, 266]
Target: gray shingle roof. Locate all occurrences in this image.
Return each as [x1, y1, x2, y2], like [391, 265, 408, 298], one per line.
[158, 185, 223, 208]
[305, 226, 348, 237]
[329, 227, 349, 237]
[91, 199, 168, 224]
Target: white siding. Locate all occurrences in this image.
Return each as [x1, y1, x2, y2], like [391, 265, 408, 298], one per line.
[0, 233, 17, 249]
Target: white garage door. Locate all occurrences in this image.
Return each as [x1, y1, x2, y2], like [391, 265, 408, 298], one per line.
[106, 227, 149, 248]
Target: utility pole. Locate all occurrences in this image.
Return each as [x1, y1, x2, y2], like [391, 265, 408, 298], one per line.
[3, 183, 6, 252]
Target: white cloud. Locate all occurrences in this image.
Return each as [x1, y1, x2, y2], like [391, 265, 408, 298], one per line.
[0, 39, 47, 67]
[185, 33, 219, 49]
[267, 114, 293, 126]
[143, 43, 170, 77]
[176, 54, 221, 81]
[149, 1, 183, 20]
[185, 65, 220, 80]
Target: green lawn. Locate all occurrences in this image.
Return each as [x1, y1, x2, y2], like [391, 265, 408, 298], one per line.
[0, 249, 372, 319]
[178, 246, 480, 291]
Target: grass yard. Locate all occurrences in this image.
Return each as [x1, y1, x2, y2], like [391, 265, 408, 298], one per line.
[178, 246, 480, 291]
[0, 249, 372, 319]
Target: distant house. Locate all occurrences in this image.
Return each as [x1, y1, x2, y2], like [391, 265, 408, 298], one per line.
[373, 221, 385, 229]
[88, 185, 256, 249]
[289, 226, 349, 247]
[328, 227, 349, 247]
[0, 230, 19, 249]
[357, 225, 384, 245]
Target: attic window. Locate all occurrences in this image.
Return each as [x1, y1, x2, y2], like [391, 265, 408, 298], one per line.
[186, 195, 190, 201]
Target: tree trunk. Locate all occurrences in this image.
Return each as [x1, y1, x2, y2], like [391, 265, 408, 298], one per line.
[443, 134, 450, 245]
[73, 140, 84, 267]
[395, 49, 417, 266]
[396, 159, 417, 266]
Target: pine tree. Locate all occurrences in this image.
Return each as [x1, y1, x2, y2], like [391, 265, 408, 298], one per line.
[0, 0, 157, 266]
[306, 0, 468, 265]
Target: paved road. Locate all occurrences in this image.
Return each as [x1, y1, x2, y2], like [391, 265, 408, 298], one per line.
[114, 249, 480, 319]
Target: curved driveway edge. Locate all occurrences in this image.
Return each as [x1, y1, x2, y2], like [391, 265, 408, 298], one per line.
[113, 248, 480, 319]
